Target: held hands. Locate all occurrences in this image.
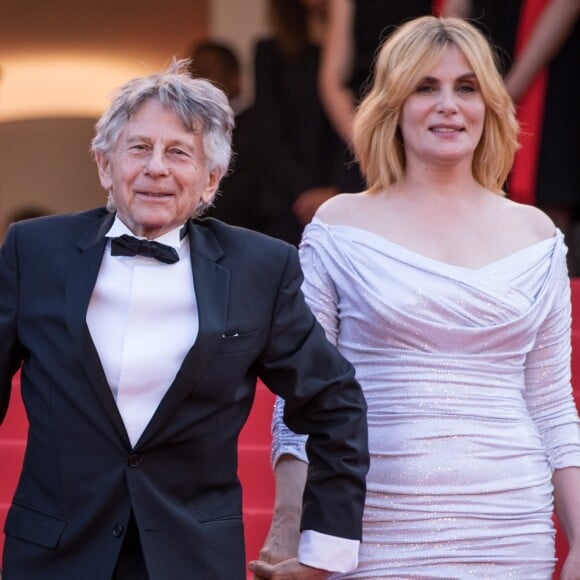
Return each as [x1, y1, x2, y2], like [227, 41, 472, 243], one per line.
[248, 557, 330, 579]
[255, 502, 301, 565]
[250, 505, 302, 579]
[249, 521, 331, 579]
[251, 457, 318, 579]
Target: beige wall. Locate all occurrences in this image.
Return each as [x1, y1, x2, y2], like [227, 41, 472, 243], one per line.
[0, 117, 104, 227]
[210, 0, 269, 105]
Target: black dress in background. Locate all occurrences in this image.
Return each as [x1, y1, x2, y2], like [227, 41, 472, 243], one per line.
[342, 1, 433, 191]
[254, 39, 349, 245]
[535, 18, 579, 209]
[207, 106, 266, 232]
[349, 1, 434, 101]
[468, 0, 523, 74]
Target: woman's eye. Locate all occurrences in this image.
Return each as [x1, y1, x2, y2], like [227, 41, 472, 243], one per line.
[416, 84, 435, 93]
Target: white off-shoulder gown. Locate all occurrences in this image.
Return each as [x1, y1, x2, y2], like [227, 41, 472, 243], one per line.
[272, 218, 580, 579]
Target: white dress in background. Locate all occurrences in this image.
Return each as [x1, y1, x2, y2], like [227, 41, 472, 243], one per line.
[272, 217, 580, 579]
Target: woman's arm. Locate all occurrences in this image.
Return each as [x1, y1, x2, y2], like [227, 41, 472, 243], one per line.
[319, 0, 356, 146]
[441, 0, 472, 18]
[553, 467, 580, 580]
[504, 0, 580, 102]
[524, 250, 580, 579]
[443, 0, 580, 102]
[255, 454, 308, 568]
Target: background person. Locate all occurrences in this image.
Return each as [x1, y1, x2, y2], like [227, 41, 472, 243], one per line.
[318, 0, 433, 194]
[188, 40, 264, 232]
[319, 0, 433, 146]
[253, 0, 349, 245]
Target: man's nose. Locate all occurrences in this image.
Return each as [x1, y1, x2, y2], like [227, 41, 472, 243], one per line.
[143, 149, 169, 176]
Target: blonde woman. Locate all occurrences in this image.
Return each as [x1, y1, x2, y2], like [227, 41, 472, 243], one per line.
[254, 16, 580, 580]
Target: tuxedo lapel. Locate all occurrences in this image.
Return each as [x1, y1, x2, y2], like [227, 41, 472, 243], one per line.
[137, 220, 230, 448]
[64, 211, 129, 444]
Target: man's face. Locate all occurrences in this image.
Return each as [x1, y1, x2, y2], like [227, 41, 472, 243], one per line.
[95, 98, 219, 239]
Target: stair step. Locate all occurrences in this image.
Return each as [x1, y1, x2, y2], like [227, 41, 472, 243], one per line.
[239, 381, 275, 445]
[242, 509, 273, 574]
[239, 445, 274, 510]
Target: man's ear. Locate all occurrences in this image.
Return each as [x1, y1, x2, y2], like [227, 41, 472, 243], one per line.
[200, 169, 222, 205]
[94, 151, 113, 191]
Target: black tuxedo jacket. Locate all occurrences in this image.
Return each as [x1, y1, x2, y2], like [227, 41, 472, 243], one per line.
[0, 208, 368, 580]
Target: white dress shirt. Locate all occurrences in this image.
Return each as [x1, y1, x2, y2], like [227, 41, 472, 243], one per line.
[86, 216, 197, 447]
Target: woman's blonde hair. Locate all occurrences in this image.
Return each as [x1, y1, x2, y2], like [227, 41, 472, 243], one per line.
[353, 16, 519, 194]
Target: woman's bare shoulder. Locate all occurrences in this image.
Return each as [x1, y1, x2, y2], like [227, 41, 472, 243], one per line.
[501, 197, 556, 241]
[315, 192, 368, 225]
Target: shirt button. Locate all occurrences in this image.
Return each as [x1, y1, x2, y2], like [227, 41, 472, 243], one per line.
[113, 524, 124, 537]
[128, 453, 141, 467]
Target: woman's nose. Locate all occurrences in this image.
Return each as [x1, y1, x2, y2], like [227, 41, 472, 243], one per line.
[436, 88, 458, 114]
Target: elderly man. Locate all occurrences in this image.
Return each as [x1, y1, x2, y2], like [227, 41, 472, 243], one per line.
[0, 61, 368, 580]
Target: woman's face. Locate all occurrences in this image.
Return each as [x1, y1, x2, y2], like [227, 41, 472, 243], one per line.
[399, 45, 485, 171]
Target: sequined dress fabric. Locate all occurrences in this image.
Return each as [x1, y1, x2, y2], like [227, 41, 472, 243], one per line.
[272, 218, 580, 579]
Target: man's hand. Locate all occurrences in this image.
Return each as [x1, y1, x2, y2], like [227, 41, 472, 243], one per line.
[248, 557, 330, 579]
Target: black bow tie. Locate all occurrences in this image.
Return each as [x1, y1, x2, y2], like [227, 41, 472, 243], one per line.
[110, 235, 179, 264]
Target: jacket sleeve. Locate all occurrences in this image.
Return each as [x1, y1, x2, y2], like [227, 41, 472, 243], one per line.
[258, 243, 368, 541]
[271, 233, 340, 466]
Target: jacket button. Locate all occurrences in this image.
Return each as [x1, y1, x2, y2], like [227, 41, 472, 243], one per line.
[128, 453, 141, 467]
[113, 524, 124, 537]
